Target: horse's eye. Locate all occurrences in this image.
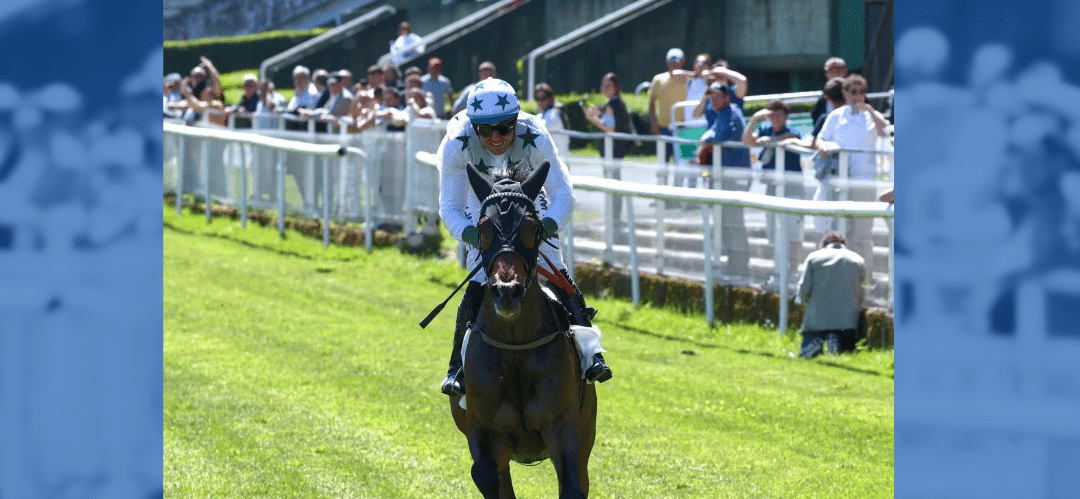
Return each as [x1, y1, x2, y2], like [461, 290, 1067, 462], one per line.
[520, 217, 539, 250]
[477, 217, 494, 251]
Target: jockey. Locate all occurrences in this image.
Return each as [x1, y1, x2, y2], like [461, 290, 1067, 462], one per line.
[437, 78, 612, 396]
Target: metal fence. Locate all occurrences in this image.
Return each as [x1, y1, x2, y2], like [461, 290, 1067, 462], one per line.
[164, 108, 894, 322]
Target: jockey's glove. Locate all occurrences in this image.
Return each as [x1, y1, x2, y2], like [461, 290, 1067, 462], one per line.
[461, 225, 480, 248]
[541, 217, 558, 238]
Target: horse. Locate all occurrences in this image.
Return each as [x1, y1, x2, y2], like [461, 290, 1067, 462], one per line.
[449, 162, 598, 499]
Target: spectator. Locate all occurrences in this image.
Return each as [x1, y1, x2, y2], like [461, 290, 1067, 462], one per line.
[694, 81, 751, 276]
[796, 231, 866, 358]
[336, 69, 354, 89]
[706, 59, 749, 111]
[686, 53, 712, 102]
[451, 61, 496, 115]
[163, 73, 186, 119]
[377, 87, 409, 131]
[227, 73, 260, 128]
[583, 72, 633, 225]
[383, 64, 403, 92]
[348, 88, 379, 133]
[583, 73, 633, 159]
[403, 66, 423, 79]
[285, 65, 319, 130]
[743, 99, 805, 275]
[403, 73, 435, 107]
[313, 75, 354, 127]
[533, 82, 569, 158]
[311, 69, 331, 109]
[181, 77, 226, 126]
[422, 57, 453, 119]
[254, 79, 285, 130]
[367, 65, 386, 91]
[390, 21, 425, 65]
[647, 48, 691, 164]
[405, 87, 437, 121]
[814, 74, 891, 273]
[253, 79, 286, 200]
[811, 57, 849, 124]
[181, 56, 223, 123]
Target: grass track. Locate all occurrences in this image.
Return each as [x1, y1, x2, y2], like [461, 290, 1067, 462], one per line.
[164, 206, 893, 498]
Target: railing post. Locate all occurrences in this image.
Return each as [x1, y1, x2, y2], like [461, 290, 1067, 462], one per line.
[322, 156, 331, 247]
[655, 135, 667, 274]
[362, 153, 373, 253]
[176, 134, 185, 215]
[305, 119, 316, 214]
[711, 142, 724, 275]
[777, 211, 789, 336]
[240, 143, 248, 228]
[277, 149, 286, 236]
[202, 139, 211, 222]
[775, 145, 786, 198]
[838, 151, 850, 236]
[404, 121, 416, 228]
[603, 135, 614, 265]
[887, 213, 894, 312]
[626, 195, 639, 307]
[703, 202, 715, 327]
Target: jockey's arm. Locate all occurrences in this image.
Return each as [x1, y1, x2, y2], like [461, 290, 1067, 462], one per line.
[534, 128, 575, 230]
[438, 125, 474, 241]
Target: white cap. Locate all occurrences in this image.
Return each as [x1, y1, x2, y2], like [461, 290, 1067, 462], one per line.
[666, 48, 685, 62]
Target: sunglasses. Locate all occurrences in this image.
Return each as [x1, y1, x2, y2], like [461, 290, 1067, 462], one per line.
[474, 118, 516, 138]
[845, 88, 867, 95]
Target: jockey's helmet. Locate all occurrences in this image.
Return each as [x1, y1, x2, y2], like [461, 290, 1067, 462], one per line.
[465, 78, 519, 124]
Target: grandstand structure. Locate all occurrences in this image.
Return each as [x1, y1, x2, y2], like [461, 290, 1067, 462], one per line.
[164, 0, 893, 96]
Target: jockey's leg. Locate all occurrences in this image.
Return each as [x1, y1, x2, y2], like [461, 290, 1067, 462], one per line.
[542, 238, 612, 384]
[441, 280, 485, 396]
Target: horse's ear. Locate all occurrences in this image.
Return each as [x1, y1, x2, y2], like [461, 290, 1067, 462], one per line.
[520, 162, 549, 200]
[466, 162, 493, 201]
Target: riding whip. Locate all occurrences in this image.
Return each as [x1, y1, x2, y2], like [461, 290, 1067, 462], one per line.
[418, 261, 484, 329]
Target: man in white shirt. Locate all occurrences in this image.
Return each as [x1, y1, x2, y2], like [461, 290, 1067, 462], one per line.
[390, 21, 424, 65]
[814, 74, 891, 274]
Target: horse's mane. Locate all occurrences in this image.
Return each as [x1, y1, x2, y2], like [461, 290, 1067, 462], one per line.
[488, 166, 530, 184]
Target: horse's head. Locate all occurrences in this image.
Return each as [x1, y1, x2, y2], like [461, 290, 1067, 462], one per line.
[466, 162, 550, 321]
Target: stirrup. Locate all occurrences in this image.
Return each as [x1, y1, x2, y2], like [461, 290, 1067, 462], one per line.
[584, 356, 612, 384]
[440, 367, 465, 396]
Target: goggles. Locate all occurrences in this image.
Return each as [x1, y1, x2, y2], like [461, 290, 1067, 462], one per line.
[473, 118, 516, 138]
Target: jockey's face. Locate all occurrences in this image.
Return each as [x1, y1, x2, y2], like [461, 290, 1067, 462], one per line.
[476, 117, 516, 155]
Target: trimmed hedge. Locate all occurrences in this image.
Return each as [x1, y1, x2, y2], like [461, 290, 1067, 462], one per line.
[572, 262, 894, 350]
[164, 30, 328, 78]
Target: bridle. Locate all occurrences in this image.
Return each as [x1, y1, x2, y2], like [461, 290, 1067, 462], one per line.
[477, 189, 542, 292]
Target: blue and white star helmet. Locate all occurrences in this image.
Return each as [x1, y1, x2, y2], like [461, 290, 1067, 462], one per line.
[466, 78, 519, 124]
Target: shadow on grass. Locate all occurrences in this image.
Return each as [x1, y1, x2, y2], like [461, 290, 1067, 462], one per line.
[609, 321, 892, 379]
[164, 219, 325, 261]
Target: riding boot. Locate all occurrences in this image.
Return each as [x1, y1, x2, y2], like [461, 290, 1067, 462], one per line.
[441, 281, 485, 396]
[557, 269, 612, 384]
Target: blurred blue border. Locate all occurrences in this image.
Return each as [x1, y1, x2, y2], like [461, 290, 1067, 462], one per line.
[897, 0, 1080, 497]
[0, 0, 162, 497]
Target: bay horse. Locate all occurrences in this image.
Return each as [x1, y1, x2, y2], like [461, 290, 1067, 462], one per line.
[449, 162, 598, 499]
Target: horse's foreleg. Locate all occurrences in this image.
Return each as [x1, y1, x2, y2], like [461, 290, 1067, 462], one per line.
[468, 429, 515, 499]
[542, 419, 587, 499]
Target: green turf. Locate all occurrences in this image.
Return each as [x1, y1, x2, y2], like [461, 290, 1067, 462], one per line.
[164, 206, 893, 498]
